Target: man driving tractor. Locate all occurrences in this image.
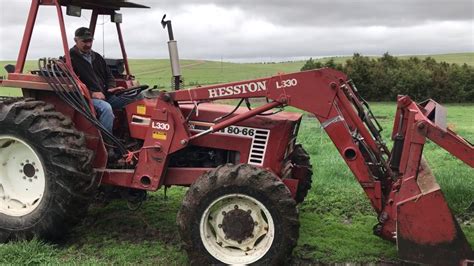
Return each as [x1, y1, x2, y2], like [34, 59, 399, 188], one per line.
[70, 27, 136, 159]
[70, 27, 132, 134]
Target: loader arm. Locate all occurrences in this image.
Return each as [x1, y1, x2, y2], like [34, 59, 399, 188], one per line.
[170, 68, 473, 264]
[173, 68, 394, 214]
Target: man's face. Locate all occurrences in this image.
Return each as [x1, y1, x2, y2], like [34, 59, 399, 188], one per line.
[75, 38, 93, 53]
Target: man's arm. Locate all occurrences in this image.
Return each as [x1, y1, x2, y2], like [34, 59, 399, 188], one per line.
[105, 63, 127, 94]
[99, 55, 125, 94]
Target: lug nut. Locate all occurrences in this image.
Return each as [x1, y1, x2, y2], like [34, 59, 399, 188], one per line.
[222, 211, 226, 216]
[19, 170, 23, 173]
[254, 221, 258, 226]
[23, 176, 26, 180]
[247, 209, 251, 214]
[218, 224, 222, 228]
[234, 205, 239, 209]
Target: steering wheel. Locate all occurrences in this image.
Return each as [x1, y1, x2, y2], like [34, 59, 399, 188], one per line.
[115, 84, 149, 97]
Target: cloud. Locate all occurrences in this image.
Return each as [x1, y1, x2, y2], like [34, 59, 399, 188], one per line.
[142, 0, 474, 26]
[0, 0, 472, 61]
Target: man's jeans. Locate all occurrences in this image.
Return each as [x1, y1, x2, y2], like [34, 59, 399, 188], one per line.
[92, 95, 135, 134]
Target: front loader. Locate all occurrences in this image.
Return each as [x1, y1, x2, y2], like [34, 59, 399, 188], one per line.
[0, 1, 472, 265]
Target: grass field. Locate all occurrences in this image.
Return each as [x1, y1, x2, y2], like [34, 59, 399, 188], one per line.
[1, 52, 473, 94]
[0, 54, 473, 264]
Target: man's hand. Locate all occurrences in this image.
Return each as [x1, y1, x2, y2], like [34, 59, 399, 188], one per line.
[107, 86, 126, 94]
[91, 92, 106, 100]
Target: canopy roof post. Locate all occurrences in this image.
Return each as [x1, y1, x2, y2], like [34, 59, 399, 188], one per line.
[15, 0, 40, 73]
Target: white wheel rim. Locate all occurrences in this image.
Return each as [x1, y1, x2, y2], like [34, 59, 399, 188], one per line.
[199, 193, 275, 265]
[0, 135, 46, 216]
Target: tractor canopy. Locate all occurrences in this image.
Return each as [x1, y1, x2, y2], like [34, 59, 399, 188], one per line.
[9, 0, 149, 77]
[54, 0, 149, 10]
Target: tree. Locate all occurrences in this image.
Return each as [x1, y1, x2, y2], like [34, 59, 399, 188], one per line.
[301, 53, 474, 102]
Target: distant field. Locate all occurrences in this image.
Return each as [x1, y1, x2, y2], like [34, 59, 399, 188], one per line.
[1, 52, 473, 95]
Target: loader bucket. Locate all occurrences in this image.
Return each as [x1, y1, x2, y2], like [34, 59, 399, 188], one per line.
[396, 160, 473, 265]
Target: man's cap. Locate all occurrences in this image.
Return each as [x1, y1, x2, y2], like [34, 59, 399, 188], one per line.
[75, 27, 93, 40]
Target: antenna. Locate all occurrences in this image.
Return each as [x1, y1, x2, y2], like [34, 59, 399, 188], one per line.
[102, 15, 105, 57]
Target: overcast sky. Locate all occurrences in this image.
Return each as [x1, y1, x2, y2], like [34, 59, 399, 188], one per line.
[0, 0, 472, 62]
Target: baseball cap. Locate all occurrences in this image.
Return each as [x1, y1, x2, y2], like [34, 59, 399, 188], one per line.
[75, 27, 93, 40]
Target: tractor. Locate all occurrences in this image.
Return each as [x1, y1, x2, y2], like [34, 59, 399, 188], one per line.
[0, 1, 472, 265]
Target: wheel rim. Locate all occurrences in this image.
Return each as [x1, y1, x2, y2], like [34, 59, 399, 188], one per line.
[200, 193, 275, 264]
[0, 135, 46, 216]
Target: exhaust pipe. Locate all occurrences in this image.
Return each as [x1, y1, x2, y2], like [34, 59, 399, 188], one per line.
[161, 14, 182, 90]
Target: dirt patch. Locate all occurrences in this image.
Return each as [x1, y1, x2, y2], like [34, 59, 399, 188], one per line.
[63, 203, 181, 248]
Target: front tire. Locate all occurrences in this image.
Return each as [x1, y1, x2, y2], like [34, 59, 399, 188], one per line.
[0, 98, 94, 242]
[177, 164, 299, 265]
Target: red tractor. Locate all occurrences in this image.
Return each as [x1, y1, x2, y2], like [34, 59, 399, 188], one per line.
[0, 1, 472, 265]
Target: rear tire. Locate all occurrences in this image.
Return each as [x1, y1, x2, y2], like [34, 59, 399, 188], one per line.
[177, 164, 299, 265]
[0, 98, 94, 242]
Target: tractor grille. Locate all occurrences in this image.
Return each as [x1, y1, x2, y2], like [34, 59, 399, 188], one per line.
[248, 129, 270, 166]
[189, 121, 270, 166]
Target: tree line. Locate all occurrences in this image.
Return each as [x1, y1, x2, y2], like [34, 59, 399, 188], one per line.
[301, 53, 474, 102]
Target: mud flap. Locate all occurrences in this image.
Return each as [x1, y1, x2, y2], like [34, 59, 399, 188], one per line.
[397, 190, 473, 265]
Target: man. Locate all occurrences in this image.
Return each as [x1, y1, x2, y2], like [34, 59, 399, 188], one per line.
[70, 27, 130, 134]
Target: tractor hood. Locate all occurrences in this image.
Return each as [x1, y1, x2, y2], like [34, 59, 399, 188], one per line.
[179, 102, 303, 128]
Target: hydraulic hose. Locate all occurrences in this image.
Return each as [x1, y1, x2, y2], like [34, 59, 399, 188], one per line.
[38, 58, 127, 154]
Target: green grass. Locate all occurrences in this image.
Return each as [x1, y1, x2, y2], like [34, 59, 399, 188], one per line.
[398, 52, 474, 66]
[0, 189, 188, 265]
[0, 55, 473, 264]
